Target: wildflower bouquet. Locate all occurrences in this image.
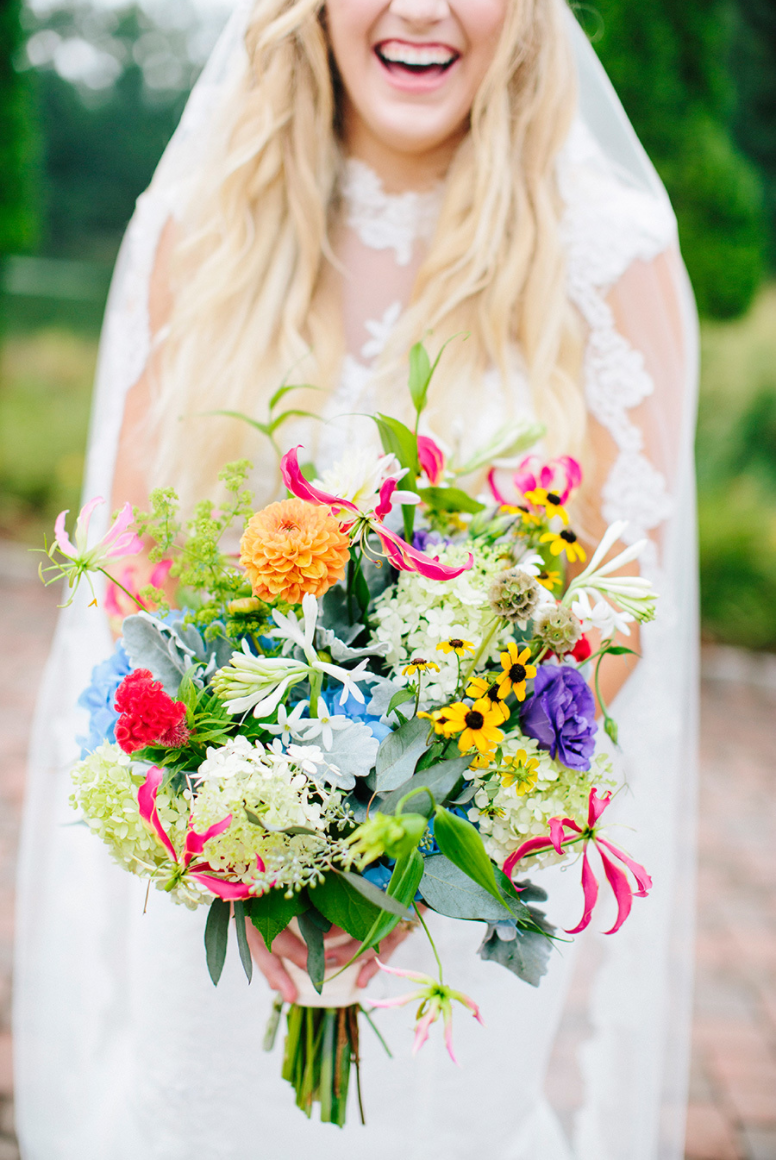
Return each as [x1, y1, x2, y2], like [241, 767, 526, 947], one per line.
[43, 344, 656, 1127]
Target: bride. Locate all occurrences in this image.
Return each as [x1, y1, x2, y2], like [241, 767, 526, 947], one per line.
[14, 0, 698, 1158]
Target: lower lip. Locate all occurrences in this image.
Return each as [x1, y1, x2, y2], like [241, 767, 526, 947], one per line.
[374, 52, 460, 94]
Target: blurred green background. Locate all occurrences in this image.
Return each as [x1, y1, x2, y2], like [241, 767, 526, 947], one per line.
[1, 0, 775, 648]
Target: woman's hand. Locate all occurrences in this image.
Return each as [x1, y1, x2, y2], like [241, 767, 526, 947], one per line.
[244, 920, 414, 1003]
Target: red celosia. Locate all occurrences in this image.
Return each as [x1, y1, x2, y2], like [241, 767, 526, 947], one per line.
[114, 669, 188, 753]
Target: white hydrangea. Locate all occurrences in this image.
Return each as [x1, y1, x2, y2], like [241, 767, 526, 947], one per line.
[370, 543, 515, 702]
[467, 731, 616, 870]
[191, 736, 352, 894]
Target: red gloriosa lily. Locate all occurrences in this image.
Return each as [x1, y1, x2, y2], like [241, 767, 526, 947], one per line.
[137, 767, 261, 899]
[281, 446, 473, 582]
[502, 787, 651, 934]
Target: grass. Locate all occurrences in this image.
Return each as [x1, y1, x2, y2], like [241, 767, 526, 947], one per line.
[1, 286, 775, 648]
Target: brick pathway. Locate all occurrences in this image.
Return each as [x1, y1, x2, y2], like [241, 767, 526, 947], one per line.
[0, 543, 774, 1160]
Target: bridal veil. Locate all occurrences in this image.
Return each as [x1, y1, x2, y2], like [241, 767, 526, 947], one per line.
[14, 3, 699, 1158]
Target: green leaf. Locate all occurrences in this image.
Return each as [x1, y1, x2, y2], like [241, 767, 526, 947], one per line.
[477, 908, 556, 987]
[374, 413, 420, 541]
[233, 901, 253, 983]
[433, 807, 512, 910]
[336, 870, 412, 918]
[417, 487, 486, 515]
[204, 897, 230, 985]
[408, 341, 432, 414]
[379, 754, 472, 817]
[267, 407, 323, 435]
[373, 716, 429, 792]
[202, 408, 271, 436]
[419, 854, 526, 921]
[308, 873, 383, 941]
[246, 887, 308, 951]
[386, 687, 415, 718]
[602, 645, 639, 656]
[297, 910, 326, 994]
[349, 849, 425, 959]
[269, 382, 322, 412]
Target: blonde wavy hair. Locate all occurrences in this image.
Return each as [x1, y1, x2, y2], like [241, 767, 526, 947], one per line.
[152, 0, 584, 505]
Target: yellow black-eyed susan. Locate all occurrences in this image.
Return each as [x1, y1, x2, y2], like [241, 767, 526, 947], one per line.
[540, 528, 587, 564]
[497, 642, 537, 701]
[499, 749, 540, 794]
[402, 657, 440, 677]
[465, 675, 510, 721]
[436, 638, 475, 658]
[438, 699, 506, 755]
[523, 487, 569, 524]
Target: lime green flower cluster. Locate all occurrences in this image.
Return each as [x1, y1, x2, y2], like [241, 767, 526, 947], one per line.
[345, 811, 428, 868]
[69, 743, 197, 902]
[468, 732, 615, 869]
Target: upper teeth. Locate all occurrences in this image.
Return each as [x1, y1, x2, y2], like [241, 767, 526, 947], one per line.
[378, 41, 456, 67]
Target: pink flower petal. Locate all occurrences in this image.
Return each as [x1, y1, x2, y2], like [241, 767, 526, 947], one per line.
[412, 1008, 436, 1056]
[137, 767, 178, 863]
[443, 1009, 459, 1065]
[374, 959, 434, 985]
[53, 510, 78, 558]
[188, 873, 256, 900]
[375, 523, 473, 580]
[565, 846, 599, 934]
[150, 558, 173, 589]
[417, 435, 445, 485]
[73, 496, 104, 549]
[596, 844, 634, 934]
[280, 446, 359, 517]
[183, 815, 233, 867]
[365, 991, 424, 1010]
[596, 837, 652, 898]
[487, 468, 509, 506]
[375, 478, 398, 522]
[503, 836, 558, 879]
[587, 787, 612, 828]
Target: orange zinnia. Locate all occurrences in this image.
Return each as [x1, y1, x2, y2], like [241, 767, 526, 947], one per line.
[240, 499, 350, 605]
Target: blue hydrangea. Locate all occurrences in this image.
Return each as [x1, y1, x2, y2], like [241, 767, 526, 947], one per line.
[77, 640, 132, 755]
[337, 689, 392, 743]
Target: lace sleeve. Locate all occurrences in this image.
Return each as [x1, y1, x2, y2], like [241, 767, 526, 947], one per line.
[560, 140, 697, 567]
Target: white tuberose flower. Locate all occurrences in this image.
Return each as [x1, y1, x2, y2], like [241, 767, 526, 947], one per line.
[264, 700, 309, 746]
[292, 695, 351, 751]
[571, 590, 634, 639]
[270, 594, 371, 706]
[563, 520, 658, 623]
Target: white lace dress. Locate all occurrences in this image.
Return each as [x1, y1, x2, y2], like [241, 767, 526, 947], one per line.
[14, 123, 698, 1162]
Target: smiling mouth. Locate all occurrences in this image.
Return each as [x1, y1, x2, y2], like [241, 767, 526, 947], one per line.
[374, 39, 460, 79]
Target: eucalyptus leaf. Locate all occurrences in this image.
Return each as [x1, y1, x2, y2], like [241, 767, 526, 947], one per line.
[379, 754, 472, 817]
[386, 687, 415, 718]
[233, 901, 253, 984]
[204, 897, 230, 985]
[336, 870, 412, 918]
[419, 854, 524, 921]
[297, 910, 326, 994]
[374, 716, 429, 792]
[478, 910, 555, 987]
[408, 341, 432, 414]
[433, 807, 512, 909]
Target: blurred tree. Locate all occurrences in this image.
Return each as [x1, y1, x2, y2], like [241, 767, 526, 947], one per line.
[730, 0, 776, 267]
[582, 0, 767, 320]
[0, 0, 40, 255]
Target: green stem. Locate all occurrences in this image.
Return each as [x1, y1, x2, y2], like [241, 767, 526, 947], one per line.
[464, 617, 503, 683]
[309, 669, 323, 718]
[414, 672, 423, 718]
[98, 568, 147, 611]
[414, 902, 444, 985]
[396, 786, 436, 816]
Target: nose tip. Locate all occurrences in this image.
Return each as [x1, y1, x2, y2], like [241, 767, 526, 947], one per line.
[388, 0, 452, 26]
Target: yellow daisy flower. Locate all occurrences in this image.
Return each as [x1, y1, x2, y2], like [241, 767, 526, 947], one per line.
[418, 709, 456, 737]
[540, 528, 587, 564]
[439, 699, 506, 755]
[497, 642, 537, 701]
[402, 657, 441, 677]
[465, 675, 510, 722]
[500, 504, 543, 528]
[470, 750, 497, 770]
[523, 487, 569, 524]
[499, 749, 540, 794]
[536, 569, 562, 591]
[436, 638, 476, 658]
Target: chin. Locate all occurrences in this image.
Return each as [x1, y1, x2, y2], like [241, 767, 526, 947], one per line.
[366, 108, 467, 158]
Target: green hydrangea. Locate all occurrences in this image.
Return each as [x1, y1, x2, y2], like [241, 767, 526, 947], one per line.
[467, 731, 616, 869]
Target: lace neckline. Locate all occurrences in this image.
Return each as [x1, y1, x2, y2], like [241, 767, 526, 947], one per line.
[339, 157, 443, 267]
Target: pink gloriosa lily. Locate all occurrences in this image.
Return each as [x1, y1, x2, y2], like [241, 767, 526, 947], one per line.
[43, 497, 144, 606]
[366, 960, 483, 1065]
[489, 455, 583, 507]
[281, 446, 473, 581]
[417, 435, 445, 485]
[502, 788, 651, 935]
[138, 767, 261, 899]
[105, 559, 173, 618]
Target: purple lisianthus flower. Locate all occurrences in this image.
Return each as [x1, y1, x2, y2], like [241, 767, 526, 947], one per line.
[520, 664, 597, 771]
[76, 639, 132, 755]
[411, 528, 444, 553]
